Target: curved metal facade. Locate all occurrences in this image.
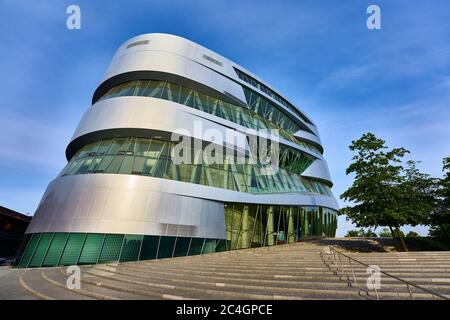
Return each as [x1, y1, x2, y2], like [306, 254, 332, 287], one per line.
[14, 33, 338, 268]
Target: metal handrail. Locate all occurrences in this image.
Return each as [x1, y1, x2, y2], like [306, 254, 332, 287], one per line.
[325, 245, 448, 300]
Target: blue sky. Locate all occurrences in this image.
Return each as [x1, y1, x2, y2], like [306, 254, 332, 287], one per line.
[1, 1, 449, 236]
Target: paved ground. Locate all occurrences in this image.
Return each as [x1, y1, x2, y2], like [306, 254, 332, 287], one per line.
[0, 266, 37, 299]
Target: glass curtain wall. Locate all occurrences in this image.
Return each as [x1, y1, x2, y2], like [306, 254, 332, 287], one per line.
[234, 67, 313, 125]
[60, 137, 333, 196]
[97, 79, 321, 154]
[13, 206, 338, 268]
[225, 204, 338, 250]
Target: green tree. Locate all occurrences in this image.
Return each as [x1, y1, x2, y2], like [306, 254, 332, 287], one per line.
[406, 231, 420, 238]
[363, 228, 378, 237]
[378, 227, 392, 238]
[345, 230, 360, 237]
[429, 156, 450, 237]
[345, 228, 378, 238]
[340, 133, 432, 251]
[397, 160, 437, 240]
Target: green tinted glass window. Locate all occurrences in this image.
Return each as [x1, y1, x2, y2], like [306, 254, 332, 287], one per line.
[157, 236, 176, 259]
[140, 236, 159, 260]
[61, 135, 335, 197]
[98, 234, 124, 263]
[17, 233, 41, 268]
[202, 239, 216, 254]
[188, 238, 204, 256]
[59, 233, 86, 266]
[29, 233, 53, 267]
[172, 237, 190, 257]
[42, 233, 69, 267]
[78, 234, 105, 265]
[120, 235, 143, 262]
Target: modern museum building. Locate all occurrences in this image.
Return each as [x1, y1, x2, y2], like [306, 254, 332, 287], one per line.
[14, 33, 338, 268]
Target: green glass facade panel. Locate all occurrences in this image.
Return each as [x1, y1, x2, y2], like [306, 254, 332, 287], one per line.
[202, 239, 216, 254]
[215, 240, 227, 252]
[17, 233, 41, 268]
[42, 233, 69, 267]
[78, 234, 105, 265]
[157, 236, 176, 259]
[98, 234, 124, 263]
[61, 136, 334, 197]
[173, 237, 190, 257]
[97, 79, 322, 149]
[14, 206, 337, 269]
[59, 233, 86, 266]
[28, 233, 53, 267]
[140, 236, 159, 260]
[120, 235, 143, 262]
[188, 238, 204, 256]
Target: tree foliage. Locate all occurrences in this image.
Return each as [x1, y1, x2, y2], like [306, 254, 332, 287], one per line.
[344, 228, 377, 238]
[406, 231, 420, 238]
[340, 133, 438, 250]
[340, 133, 410, 227]
[378, 227, 392, 238]
[429, 156, 450, 237]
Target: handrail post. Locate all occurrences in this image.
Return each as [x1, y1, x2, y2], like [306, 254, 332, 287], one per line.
[372, 276, 379, 300]
[338, 252, 344, 276]
[349, 256, 356, 285]
[407, 284, 414, 300]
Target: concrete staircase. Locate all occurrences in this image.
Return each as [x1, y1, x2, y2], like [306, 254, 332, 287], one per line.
[8, 240, 450, 300]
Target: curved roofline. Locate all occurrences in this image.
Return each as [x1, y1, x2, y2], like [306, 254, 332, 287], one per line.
[116, 33, 315, 126]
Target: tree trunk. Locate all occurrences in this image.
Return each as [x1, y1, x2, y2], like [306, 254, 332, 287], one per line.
[388, 226, 397, 239]
[395, 227, 408, 252]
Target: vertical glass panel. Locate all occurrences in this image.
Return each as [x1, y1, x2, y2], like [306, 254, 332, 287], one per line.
[98, 234, 124, 263]
[18, 233, 41, 267]
[105, 155, 124, 173]
[12, 234, 31, 266]
[135, 138, 150, 156]
[157, 236, 176, 259]
[131, 156, 146, 175]
[202, 239, 216, 254]
[215, 240, 227, 252]
[120, 235, 143, 262]
[254, 205, 262, 246]
[96, 155, 114, 172]
[146, 140, 164, 158]
[225, 205, 233, 250]
[29, 233, 53, 267]
[142, 158, 157, 175]
[139, 236, 159, 260]
[265, 206, 275, 246]
[118, 155, 133, 174]
[229, 204, 241, 249]
[287, 207, 295, 244]
[108, 138, 127, 155]
[59, 233, 86, 266]
[42, 233, 69, 267]
[188, 238, 204, 256]
[97, 139, 111, 155]
[172, 237, 190, 257]
[78, 234, 105, 265]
